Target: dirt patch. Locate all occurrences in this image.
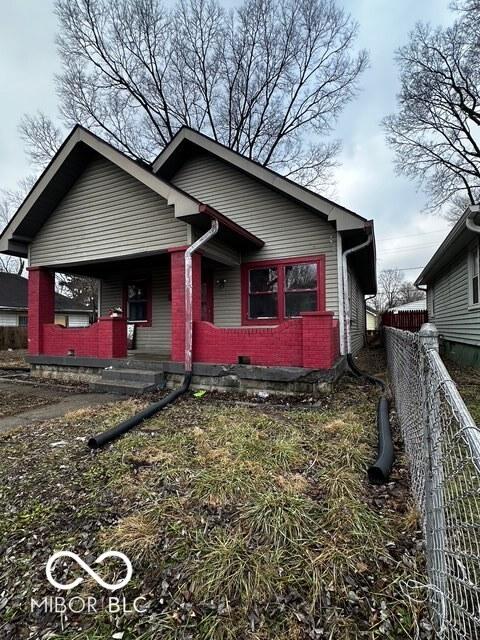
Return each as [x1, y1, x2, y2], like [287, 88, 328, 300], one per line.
[0, 388, 53, 418]
[0, 349, 28, 369]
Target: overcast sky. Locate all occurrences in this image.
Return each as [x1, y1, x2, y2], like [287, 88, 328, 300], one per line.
[0, 0, 456, 282]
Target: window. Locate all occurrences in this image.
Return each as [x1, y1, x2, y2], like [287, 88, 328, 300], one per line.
[18, 315, 28, 327]
[469, 241, 480, 306]
[243, 256, 324, 323]
[284, 263, 318, 317]
[248, 267, 278, 319]
[126, 280, 150, 322]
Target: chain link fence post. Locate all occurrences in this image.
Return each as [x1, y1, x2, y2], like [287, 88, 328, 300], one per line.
[419, 323, 447, 635]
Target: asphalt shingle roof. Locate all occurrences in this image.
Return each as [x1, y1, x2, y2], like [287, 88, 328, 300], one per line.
[0, 272, 90, 313]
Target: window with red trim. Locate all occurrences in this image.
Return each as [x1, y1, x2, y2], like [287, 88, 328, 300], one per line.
[242, 256, 325, 324]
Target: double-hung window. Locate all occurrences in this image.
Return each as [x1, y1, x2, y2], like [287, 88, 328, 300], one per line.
[126, 279, 150, 323]
[243, 256, 324, 323]
[469, 240, 480, 306]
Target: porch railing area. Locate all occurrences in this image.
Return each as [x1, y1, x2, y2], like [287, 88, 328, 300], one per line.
[193, 312, 340, 369]
[41, 317, 127, 359]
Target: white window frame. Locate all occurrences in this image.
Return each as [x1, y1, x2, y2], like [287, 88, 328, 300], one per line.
[468, 239, 480, 309]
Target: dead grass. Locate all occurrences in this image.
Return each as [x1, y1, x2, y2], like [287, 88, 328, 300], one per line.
[0, 367, 431, 639]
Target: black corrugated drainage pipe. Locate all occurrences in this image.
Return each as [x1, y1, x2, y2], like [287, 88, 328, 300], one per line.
[87, 219, 220, 450]
[346, 353, 394, 485]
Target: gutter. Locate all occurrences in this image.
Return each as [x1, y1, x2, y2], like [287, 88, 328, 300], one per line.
[466, 204, 480, 233]
[416, 204, 480, 286]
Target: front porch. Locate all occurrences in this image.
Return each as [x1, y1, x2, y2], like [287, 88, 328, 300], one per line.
[27, 246, 341, 382]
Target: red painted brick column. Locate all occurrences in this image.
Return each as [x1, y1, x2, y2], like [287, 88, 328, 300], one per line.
[170, 248, 202, 362]
[27, 267, 55, 355]
[301, 311, 337, 369]
[98, 317, 128, 358]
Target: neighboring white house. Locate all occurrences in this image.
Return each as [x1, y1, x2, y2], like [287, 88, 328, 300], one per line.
[366, 305, 378, 331]
[0, 272, 91, 327]
[388, 299, 427, 313]
[415, 204, 480, 368]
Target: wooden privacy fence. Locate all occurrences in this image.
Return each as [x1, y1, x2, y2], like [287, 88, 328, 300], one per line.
[0, 327, 28, 350]
[381, 310, 428, 332]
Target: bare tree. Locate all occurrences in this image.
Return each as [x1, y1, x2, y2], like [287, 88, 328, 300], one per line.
[20, 0, 367, 188]
[0, 181, 35, 275]
[397, 281, 425, 306]
[374, 268, 405, 312]
[384, 0, 480, 218]
[56, 273, 99, 319]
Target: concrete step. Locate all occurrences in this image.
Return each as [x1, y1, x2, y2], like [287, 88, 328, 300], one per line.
[90, 379, 160, 396]
[102, 368, 164, 384]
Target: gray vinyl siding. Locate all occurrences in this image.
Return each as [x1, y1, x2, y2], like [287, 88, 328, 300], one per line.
[171, 151, 339, 322]
[427, 287, 434, 319]
[30, 156, 187, 267]
[100, 267, 172, 354]
[0, 311, 19, 326]
[349, 268, 365, 354]
[213, 266, 242, 326]
[428, 252, 480, 346]
[67, 314, 90, 328]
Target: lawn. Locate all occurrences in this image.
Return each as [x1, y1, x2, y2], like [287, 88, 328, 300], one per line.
[0, 372, 430, 639]
[444, 357, 480, 424]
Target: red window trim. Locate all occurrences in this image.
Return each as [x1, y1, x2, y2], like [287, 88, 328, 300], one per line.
[123, 277, 153, 327]
[241, 255, 326, 325]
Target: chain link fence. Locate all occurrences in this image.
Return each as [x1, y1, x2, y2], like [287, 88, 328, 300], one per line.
[385, 325, 480, 639]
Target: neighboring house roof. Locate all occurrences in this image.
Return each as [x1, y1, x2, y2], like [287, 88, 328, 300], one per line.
[388, 299, 427, 312]
[366, 305, 377, 315]
[416, 205, 480, 285]
[0, 126, 263, 260]
[0, 272, 90, 313]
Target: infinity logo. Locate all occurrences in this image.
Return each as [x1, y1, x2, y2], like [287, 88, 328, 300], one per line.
[46, 551, 133, 592]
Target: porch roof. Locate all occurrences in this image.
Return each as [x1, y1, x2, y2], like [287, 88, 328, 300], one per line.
[0, 125, 264, 259]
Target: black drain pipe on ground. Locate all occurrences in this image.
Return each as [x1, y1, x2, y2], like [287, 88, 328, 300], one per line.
[342, 229, 394, 484]
[88, 219, 220, 450]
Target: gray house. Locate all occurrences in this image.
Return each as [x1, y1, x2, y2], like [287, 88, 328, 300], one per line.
[0, 125, 376, 392]
[0, 272, 90, 328]
[416, 205, 480, 367]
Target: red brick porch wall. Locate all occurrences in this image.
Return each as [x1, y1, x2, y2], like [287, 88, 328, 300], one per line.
[28, 267, 127, 359]
[193, 312, 339, 369]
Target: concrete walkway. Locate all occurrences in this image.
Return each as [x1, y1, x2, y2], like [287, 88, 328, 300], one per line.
[0, 380, 120, 433]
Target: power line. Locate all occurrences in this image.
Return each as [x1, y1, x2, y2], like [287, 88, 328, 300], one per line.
[377, 229, 448, 242]
[379, 242, 440, 255]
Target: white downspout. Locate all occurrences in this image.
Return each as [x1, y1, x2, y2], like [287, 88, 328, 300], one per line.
[337, 232, 345, 355]
[184, 219, 219, 373]
[342, 229, 373, 355]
